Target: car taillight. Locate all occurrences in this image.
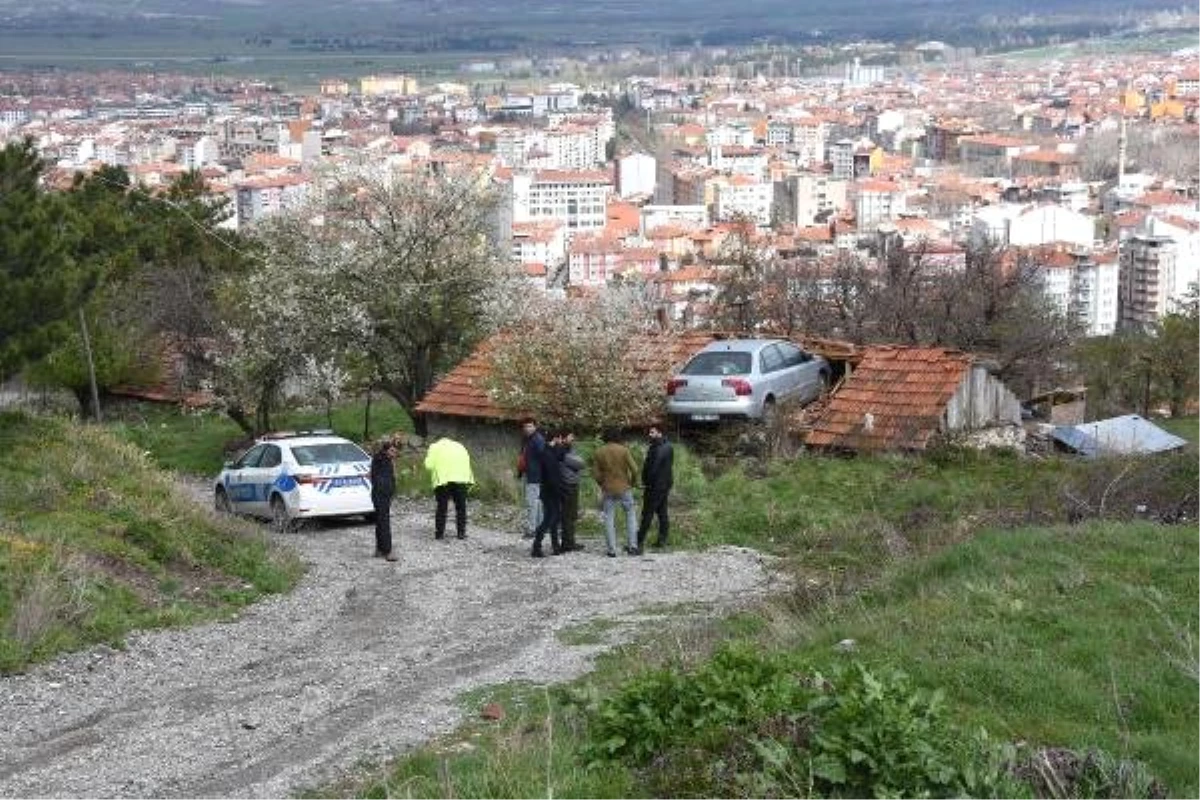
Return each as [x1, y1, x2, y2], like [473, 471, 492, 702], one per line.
[722, 378, 753, 396]
[666, 378, 688, 396]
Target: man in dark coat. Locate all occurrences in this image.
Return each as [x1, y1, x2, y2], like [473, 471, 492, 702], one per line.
[530, 431, 564, 558]
[637, 424, 674, 550]
[369, 439, 400, 561]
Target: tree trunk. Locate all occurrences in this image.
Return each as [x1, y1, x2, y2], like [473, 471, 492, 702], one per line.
[78, 307, 102, 423]
[362, 388, 373, 442]
[225, 405, 254, 435]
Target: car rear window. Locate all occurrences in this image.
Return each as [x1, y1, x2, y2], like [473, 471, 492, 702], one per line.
[290, 442, 369, 466]
[681, 351, 753, 376]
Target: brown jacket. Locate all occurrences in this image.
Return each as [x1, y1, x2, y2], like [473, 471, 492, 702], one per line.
[591, 442, 639, 495]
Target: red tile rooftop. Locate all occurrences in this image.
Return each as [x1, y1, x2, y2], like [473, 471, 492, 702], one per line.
[805, 346, 975, 452]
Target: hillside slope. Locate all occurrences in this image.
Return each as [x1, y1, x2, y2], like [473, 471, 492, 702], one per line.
[0, 411, 302, 673]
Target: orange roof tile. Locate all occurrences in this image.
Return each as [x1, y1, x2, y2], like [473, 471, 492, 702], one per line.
[806, 346, 973, 452]
[415, 330, 718, 421]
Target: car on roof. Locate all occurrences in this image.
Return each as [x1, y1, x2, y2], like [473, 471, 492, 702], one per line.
[666, 338, 830, 422]
[213, 431, 375, 531]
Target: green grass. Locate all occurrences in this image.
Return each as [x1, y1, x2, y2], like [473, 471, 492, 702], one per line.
[316, 446, 1197, 798]
[0, 411, 303, 673]
[1154, 415, 1199, 444]
[786, 521, 1199, 795]
[107, 396, 413, 475]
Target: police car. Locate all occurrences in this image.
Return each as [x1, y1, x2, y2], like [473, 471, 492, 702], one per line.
[213, 431, 375, 531]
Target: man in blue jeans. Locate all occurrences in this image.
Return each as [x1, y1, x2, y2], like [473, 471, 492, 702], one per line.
[591, 431, 641, 557]
[517, 418, 545, 539]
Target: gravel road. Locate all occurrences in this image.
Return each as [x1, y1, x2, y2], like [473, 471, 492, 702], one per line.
[0, 489, 781, 799]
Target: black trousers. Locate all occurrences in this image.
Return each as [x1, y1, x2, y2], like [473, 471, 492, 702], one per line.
[637, 489, 670, 547]
[434, 482, 469, 538]
[372, 492, 393, 554]
[561, 484, 580, 549]
[532, 488, 562, 552]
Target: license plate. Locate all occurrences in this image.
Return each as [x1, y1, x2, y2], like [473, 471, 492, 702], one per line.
[326, 476, 364, 488]
[691, 414, 719, 421]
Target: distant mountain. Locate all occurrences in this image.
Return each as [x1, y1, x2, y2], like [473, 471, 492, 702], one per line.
[0, 0, 1189, 52]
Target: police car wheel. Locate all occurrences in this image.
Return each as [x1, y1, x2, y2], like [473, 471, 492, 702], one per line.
[270, 496, 295, 533]
[214, 488, 232, 514]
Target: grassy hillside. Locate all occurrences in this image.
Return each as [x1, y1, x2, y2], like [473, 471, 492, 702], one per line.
[311, 441, 1198, 799]
[784, 521, 1198, 793]
[0, 411, 303, 674]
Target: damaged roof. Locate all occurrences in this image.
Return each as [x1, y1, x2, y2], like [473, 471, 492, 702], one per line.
[415, 330, 719, 421]
[806, 346, 973, 451]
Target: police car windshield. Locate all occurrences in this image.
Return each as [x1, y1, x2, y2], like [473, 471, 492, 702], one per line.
[291, 442, 369, 466]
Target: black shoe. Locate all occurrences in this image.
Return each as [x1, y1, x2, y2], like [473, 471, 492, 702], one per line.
[552, 546, 564, 556]
[434, 533, 445, 540]
[568, 543, 585, 551]
[457, 533, 467, 540]
[625, 546, 642, 556]
[606, 550, 617, 558]
[531, 548, 545, 558]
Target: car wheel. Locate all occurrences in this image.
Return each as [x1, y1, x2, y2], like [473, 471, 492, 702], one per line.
[761, 397, 778, 425]
[270, 496, 295, 533]
[214, 488, 232, 514]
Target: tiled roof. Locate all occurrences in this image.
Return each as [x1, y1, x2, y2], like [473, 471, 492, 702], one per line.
[415, 330, 719, 421]
[806, 346, 972, 452]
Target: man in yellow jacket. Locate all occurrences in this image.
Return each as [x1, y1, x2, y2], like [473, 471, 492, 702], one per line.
[424, 437, 475, 540]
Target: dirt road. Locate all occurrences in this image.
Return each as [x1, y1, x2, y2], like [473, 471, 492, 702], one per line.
[0, 498, 779, 798]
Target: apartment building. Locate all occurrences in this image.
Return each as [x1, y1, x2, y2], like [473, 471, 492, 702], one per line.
[713, 176, 773, 226]
[957, 134, 1039, 177]
[1030, 247, 1119, 336]
[235, 174, 311, 228]
[1119, 215, 1200, 328]
[509, 169, 612, 231]
[854, 179, 908, 230]
[567, 235, 659, 287]
[774, 172, 847, 226]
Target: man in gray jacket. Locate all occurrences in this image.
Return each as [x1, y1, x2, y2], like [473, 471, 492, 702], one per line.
[555, 430, 586, 552]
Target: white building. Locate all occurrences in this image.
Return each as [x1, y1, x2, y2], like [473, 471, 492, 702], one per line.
[714, 177, 773, 226]
[855, 180, 908, 230]
[617, 152, 656, 199]
[1035, 250, 1120, 337]
[509, 169, 613, 231]
[970, 203, 1094, 249]
[234, 175, 311, 228]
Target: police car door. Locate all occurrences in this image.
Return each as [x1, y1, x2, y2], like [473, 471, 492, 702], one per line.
[225, 444, 266, 515]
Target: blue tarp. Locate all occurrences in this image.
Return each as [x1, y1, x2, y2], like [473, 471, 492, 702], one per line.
[1052, 414, 1188, 457]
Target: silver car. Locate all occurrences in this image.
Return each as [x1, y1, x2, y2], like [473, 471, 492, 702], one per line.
[666, 338, 830, 422]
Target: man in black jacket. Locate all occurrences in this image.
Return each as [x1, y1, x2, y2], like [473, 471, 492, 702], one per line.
[531, 431, 564, 558]
[637, 424, 674, 551]
[369, 439, 400, 561]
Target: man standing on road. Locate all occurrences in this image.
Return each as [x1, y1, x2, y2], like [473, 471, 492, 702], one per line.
[424, 437, 475, 540]
[591, 431, 640, 557]
[637, 424, 674, 551]
[556, 430, 586, 552]
[369, 438, 400, 561]
[530, 431, 564, 558]
[517, 418, 545, 539]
